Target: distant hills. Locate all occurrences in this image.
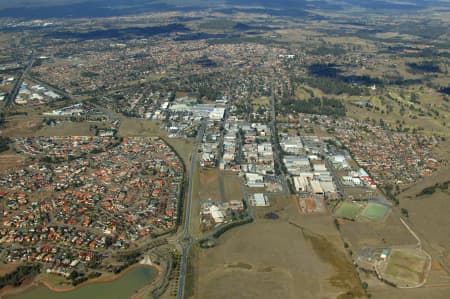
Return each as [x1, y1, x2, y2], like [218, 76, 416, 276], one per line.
[0, 0, 449, 19]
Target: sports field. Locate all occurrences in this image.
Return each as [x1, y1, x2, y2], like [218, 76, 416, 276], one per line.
[381, 248, 430, 287]
[361, 202, 390, 220]
[334, 202, 360, 220]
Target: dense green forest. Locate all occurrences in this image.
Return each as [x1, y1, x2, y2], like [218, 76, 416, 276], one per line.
[278, 97, 346, 116]
[0, 136, 11, 153]
[440, 86, 450, 95]
[305, 77, 363, 96]
[407, 61, 441, 73]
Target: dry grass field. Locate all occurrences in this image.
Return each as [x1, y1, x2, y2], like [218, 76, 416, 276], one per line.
[189, 167, 244, 237]
[222, 173, 244, 202]
[381, 248, 429, 287]
[197, 167, 223, 201]
[339, 212, 417, 253]
[35, 121, 93, 136]
[164, 137, 195, 171]
[118, 119, 165, 137]
[0, 263, 19, 276]
[0, 116, 43, 136]
[0, 149, 26, 172]
[398, 164, 450, 270]
[192, 195, 365, 299]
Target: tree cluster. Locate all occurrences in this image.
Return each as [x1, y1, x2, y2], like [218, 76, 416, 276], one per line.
[0, 264, 40, 288]
[0, 136, 11, 153]
[305, 77, 362, 96]
[278, 97, 346, 116]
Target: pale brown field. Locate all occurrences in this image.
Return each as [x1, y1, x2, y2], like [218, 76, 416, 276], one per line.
[0, 149, 26, 172]
[118, 118, 165, 137]
[192, 196, 365, 299]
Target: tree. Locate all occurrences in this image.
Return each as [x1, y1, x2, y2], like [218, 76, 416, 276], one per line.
[410, 92, 419, 103]
[401, 208, 409, 218]
[0, 111, 5, 126]
[0, 136, 10, 153]
[362, 281, 369, 290]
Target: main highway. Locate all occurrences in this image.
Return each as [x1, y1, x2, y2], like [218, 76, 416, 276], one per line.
[269, 80, 290, 196]
[4, 51, 35, 107]
[176, 120, 206, 299]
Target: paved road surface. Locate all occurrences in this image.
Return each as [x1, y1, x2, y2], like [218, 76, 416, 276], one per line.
[4, 51, 35, 107]
[269, 80, 290, 196]
[176, 121, 205, 299]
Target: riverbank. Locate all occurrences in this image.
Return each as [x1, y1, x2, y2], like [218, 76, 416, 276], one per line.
[1, 263, 162, 299]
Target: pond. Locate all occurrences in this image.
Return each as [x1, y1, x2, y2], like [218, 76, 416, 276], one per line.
[13, 266, 156, 299]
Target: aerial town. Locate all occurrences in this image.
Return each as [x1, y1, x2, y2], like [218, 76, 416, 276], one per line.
[0, 136, 183, 284]
[0, 1, 449, 299]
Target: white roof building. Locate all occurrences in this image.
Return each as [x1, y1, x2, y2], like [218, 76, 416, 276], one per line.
[293, 175, 309, 192]
[313, 163, 327, 172]
[210, 107, 226, 120]
[251, 193, 269, 206]
[320, 181, 336, 194]
[210, 205, 224, 223]
[245, 173, 265, 188]
[310, 180, 324, 195]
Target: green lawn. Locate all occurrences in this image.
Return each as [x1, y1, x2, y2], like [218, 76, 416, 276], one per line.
[361, 202, 390, 220]
[334, 201, 360, 220]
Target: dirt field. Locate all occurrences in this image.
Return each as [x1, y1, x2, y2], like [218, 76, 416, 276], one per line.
[298, 196, 327, 214]
[339, 211, 417, 253]
[197, 168, 223, 201]
[370, 286, 450, 299]
[0, 149, 26, 172]
[222, 173, 244, 202]
[0, 116, 43, 136]
[0, 263, 19, 276]
[118, 119, 165, 137]
[189, 167, 245, 237]
[193, 195, 365, 299]
[35, 122, 93, 136]
[164, 138, 194, 172]
[398, 164, 450, 273]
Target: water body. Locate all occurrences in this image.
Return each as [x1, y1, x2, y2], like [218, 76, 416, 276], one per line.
[13, 266, 156, 299]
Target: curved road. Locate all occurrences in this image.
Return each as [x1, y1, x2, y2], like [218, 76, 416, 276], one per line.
[176, 121, 205, 299]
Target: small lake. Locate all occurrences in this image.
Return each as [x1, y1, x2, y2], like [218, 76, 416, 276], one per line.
[13, 266, 156, 299]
